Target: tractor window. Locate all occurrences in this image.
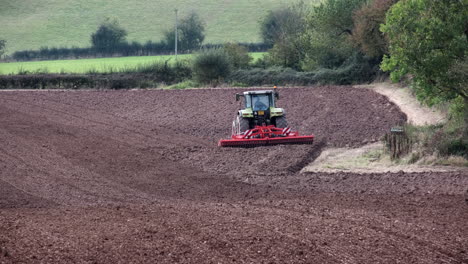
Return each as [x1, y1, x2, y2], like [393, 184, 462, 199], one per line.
[245, 95, 252, 108]
[252, 94, 270, 111]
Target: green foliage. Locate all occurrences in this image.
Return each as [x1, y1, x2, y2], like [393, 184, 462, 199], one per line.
[405, 120, 468, 159]
[0, 40, 6, 58]
[91, 18, 127, 52]
[381, 0, 468, 105]
[223, 43, 252, 69]
[266, 34, 304, 70]
[192, 49, 231, 85]
[301, 0, 367, 70]
[229, 67, 315, 86]
[164, 12, 206, 51]
[260, 2, 308, 69]
[0, 53, 265, 75]
[351, 0, 398, 58]
[260, 4, 306, 46]
[0, 62, 193, 90]
[165, 80, 200, 89]
[313, 52, 378, 85]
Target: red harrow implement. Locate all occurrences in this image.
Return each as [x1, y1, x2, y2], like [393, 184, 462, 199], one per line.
[218, 125, 314, 147]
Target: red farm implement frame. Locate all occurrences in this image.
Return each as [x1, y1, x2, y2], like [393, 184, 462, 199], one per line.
[218, 125, 314, 147]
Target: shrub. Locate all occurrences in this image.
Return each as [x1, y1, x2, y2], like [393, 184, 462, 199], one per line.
[91, 18, 127, 53]
[313, 52, 379, 85]
[351, 0, 398, 58]
[192, 49, 231, 85]
[223, 43, 252, 69]
[229, 67, 316, 86]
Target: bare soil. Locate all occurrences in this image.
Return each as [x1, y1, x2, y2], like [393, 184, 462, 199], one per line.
[0, 86, 467, 263]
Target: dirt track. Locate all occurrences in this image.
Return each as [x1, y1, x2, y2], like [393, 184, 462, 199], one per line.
[0, 87, 467, 263]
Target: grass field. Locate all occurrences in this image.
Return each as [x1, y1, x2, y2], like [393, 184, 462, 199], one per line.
[0, 0, 308, 54]
[0, 53, 265, 75]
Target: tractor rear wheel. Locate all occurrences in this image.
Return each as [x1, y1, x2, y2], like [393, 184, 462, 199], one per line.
[238, 116, 250, 132]
[275, 116, 288, 128]
[234, 116, 250, 134]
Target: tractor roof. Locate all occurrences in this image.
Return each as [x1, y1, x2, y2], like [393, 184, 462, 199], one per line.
[243, 90, 274, 95]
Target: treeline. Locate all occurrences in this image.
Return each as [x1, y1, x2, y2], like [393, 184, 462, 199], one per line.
[6, 13, 270, 62]
[10, 42, 270, 61]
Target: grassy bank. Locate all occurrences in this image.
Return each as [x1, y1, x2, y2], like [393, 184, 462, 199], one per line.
[0, 53, 266, 75]
[0, 0, 310, 54]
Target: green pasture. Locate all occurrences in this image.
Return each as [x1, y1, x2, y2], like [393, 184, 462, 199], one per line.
[0, 53, 265, 75]
[0, 0, 307, 54]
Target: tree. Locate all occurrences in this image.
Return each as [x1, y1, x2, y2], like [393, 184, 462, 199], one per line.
[351, 0, 398, 58]
[0, 40, 6, 59]
[223, 43, 252, 69]
[259, 2, 308, 69]
[301, 0, 368, 70]
[192, 49, 231, 85]
[91, 18, 127, 52]
[381, 0, 468, 140]
[381, 0, 467, 104]
[260, 5, 305, 46]
[165, 12, 205, 52]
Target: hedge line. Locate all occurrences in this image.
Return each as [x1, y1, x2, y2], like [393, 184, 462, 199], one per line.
[0, 71, 193, 90]
[8, 42, 271, 62]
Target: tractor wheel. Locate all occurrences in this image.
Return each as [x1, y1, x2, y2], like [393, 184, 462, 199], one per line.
[238, 116, 250, 133]
[275, 116, 288, 128]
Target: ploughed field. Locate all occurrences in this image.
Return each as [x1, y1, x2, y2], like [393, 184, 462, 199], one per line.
[0, 87, 467, 263]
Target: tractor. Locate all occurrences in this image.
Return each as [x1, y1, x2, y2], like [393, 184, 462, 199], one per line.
[218, 88, 314, 147]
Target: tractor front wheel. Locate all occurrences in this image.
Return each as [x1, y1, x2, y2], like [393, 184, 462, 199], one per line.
[275, 116, 288, 128]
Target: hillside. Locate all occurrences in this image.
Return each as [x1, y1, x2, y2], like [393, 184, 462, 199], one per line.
[0, 0, 298, 54]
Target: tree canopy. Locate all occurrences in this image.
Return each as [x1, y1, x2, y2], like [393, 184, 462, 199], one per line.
[165, 12, 205, 52]
[381, 0, 468, 105]
[258, 2, 307, 69]
[91, 18, 127, 52]
[0, 40, 6, 58]
[351, 0, 398, 58]
[301, 0, 367, 70]
[259, 5, 305, 46]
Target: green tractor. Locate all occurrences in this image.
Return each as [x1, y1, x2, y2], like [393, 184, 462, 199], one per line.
[233, 90, 287, 135]
[218, 88, 314, 147]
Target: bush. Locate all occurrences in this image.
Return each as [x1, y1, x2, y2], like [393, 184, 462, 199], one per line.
[192, 49, 231, 85]
[313, 52, 379, 85]
[10, 42, 270, 62]
[229, 67, 316, 86]
[0, 61, 193, 90]
[91, 18, 127, 53]
[223, 43, 252, 69]
[405, 120, 468, 159]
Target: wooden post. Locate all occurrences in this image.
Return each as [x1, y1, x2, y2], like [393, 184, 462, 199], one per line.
[385, 126, 411, 160]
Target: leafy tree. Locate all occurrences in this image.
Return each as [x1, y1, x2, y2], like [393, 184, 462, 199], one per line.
[351, 0, 398, 58]
[165, 12, 205, 52]
[0, 40, 6, 58]
[223, 43, 252, 69]
[192, 48, 231, 85]
[259, 2, 308, 69]
[260, 5, 305, 46]
[91, 18, 127, 52]
[301, 0, 367, 70]
[381, 0, 468, 141]
[381, 0, 467, 104]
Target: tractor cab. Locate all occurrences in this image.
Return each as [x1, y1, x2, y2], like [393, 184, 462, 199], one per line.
[239, 91, 277, 111]
[237, 90, 278, 109]
[235, 90, 284, 128]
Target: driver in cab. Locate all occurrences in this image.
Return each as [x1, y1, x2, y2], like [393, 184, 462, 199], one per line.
[253, 96, 268, 111]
